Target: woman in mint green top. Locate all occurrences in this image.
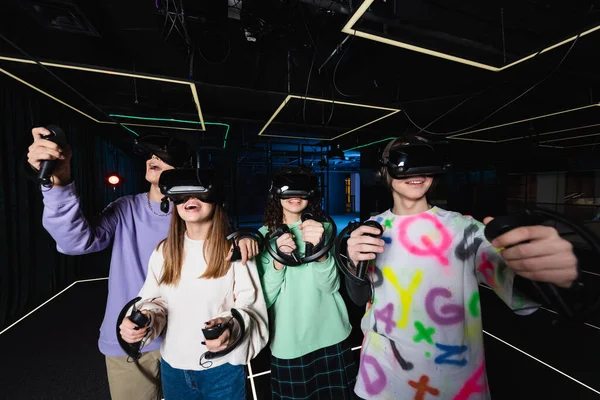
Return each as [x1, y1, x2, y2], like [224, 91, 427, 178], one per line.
[256, 167, 356, 399]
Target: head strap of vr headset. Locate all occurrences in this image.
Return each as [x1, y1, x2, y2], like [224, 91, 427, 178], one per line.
[133, 135, 192, 168]
[376, 136, 450, 181]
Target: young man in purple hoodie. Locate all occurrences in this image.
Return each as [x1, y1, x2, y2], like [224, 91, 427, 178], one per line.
[26, 128, 259, 400]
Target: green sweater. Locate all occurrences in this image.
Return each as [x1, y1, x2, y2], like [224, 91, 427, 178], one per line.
[257, 221, 352, 359]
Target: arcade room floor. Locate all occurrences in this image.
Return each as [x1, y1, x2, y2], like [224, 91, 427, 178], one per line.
[0, 272, 599, 400]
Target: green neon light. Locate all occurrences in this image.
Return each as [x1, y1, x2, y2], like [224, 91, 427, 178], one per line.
[109, 114, 230, 149]
[345, 137, 396, 151]
[119, 124, 139, 137]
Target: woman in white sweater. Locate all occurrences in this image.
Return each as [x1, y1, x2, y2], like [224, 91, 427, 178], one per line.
[119, 171, 269, 399]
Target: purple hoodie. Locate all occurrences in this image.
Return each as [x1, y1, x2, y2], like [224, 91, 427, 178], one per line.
[42, 182, 170, 356]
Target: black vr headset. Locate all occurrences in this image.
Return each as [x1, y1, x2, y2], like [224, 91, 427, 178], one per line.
[269, 167, 320, 200]
[375, 135, 451, 181]
[158, 168, 224, 213]
[133, 134, 192, 168]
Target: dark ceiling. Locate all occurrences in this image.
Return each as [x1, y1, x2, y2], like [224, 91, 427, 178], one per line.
[2, 0, 600, 169]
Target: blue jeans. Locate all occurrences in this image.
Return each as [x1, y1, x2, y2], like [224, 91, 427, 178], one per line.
[161, 358, 246, 400]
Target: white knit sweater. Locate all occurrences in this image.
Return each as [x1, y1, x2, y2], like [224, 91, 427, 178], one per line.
[136, 234, 269, 371]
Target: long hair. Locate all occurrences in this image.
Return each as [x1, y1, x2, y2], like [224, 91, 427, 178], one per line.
[263, 196, 323, 234]
[158, 203, 232, 285]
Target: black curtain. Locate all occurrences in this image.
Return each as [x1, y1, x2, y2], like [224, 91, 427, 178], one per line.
[0, 74, 146, 329]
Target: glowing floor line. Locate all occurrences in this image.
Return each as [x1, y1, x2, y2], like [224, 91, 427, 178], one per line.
[483, 330, 600, 395]
[0, 277, 108, 336]
[246, 359, 259, 400]
[250, 334, 600, 396]
[2, 278, 599, 396]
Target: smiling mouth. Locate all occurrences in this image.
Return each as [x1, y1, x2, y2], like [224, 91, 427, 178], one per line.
[149, 163, 161, 171]
[184, 203, 200, 210]
[287, 198, 302, 204]
[405, 178, 425, 185]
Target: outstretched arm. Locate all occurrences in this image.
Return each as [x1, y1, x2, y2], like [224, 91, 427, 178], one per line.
[472, 217, 577, 313]
[27, 127, 119, 256]
[42, 183, 120, 255]
[483, 217, 578, 288]
[472, 230, 536, 313]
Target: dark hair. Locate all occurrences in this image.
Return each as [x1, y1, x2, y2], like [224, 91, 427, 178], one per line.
[263, 196, 323, 234]
[135, 135, 193, 168]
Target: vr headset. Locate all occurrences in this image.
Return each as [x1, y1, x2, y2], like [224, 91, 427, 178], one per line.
[158, 168, 224, 213]
[133, 134, 192, 168]
[376, 136, 450, 180]
[269, 167, 320, 200]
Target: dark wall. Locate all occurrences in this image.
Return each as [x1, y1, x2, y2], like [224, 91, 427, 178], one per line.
[0, 75, 146, 330]
[445, 169, 507, 221]
[327, 171, 348, 215]
[232, 167, 270, 219]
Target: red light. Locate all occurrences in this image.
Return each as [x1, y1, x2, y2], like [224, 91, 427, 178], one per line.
[108, 175, 120, 185]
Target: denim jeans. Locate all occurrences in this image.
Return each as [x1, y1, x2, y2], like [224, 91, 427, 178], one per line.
[161, 358, 246, 400]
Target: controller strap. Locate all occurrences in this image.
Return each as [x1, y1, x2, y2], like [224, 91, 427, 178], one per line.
[267, 225, 303, 266]
[227, 229, 264, 263]
[266, 215, 338, 266]
[198, 309, 246, 368]
[116, 298, 160, 387]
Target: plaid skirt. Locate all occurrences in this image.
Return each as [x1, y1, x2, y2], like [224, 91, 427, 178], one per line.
[270, 339, 358, 399]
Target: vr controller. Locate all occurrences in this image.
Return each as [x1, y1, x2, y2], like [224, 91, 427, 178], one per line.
[483, 211, 546, 241]
[36, 125, 67, 187]
[202, 322, 228, 340]
[335, 220, 384, 285]
[116, 297, 150, 360]
[227, 228, 264, 263]
[200, 309, 246, 366]
[266, 212, 337, 267]
[115, 297, 161, 386]
[483, 209, 595, 322]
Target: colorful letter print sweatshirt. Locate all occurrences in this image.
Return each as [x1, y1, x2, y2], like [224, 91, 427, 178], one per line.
[354, 207, 537, 400]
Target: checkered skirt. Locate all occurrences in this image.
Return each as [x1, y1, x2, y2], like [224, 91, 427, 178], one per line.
[270, 339, 358, 399]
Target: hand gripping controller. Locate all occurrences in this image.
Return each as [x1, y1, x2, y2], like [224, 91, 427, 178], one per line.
[484, 208, 600, 322]
[334, 220, 384, 285]
[202, 322, 228, 340]
[199, 309, 246, 367]
[266, 212, 337, 267]
[116, 297, 150, 360]
[116, 297, 159, 386]
[37, 125, 67, 187]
